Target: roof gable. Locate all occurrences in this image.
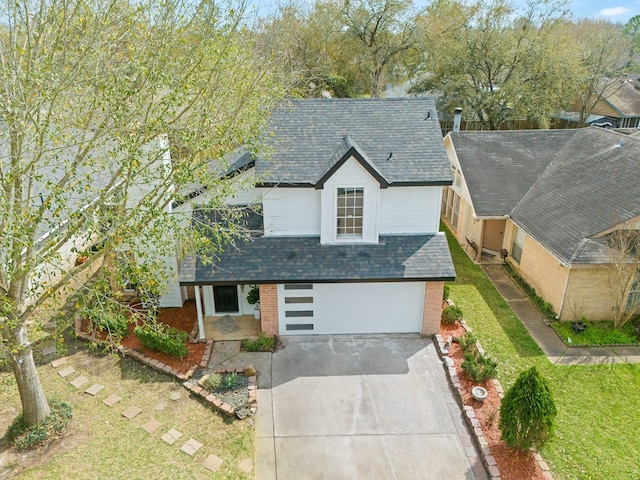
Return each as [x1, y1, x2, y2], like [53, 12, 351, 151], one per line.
[315, 135, 389, 189]
[451, 128, 640, 264]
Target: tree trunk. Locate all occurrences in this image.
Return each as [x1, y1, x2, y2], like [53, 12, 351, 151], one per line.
[9, 324, 51, 426]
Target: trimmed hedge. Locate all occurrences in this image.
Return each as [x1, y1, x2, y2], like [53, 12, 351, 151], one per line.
[134, 322, 189, 359]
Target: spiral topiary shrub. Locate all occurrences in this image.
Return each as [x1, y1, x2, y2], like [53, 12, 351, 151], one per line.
[499, 366, 557, 451]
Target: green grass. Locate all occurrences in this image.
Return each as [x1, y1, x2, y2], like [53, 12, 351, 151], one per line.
[443, 224, 640, 480]
[551, 320, 640, 346]
[0, 341, 253, 479]
[241, 334, 276, 352]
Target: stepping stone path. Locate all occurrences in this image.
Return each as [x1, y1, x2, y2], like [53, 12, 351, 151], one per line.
[203, 454, 224, 472]
[161, 428, 183, 445]
[121, 406, 142, 420]
[84, 383, 105, 396]
[50, 356, 235, 474]
[58, 366, 76, 378]
[70, 376, 90, 389]
[180, 438, 203, 456]
[238, 458, 253, 473]
[51, 357, 68, 368]
[42, 346, 57, 357]
[103, 394, 122, 407]
[141, 419, 161, 434]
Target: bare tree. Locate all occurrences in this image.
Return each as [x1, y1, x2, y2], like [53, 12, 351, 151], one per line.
[604, 228, 640, 328]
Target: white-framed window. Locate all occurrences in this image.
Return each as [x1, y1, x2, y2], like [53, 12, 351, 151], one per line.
[442, 187, 460, 232]
[512, 227, 525, 263]
[627, 272, 640, 312]
[337, 187, 364, 238]
[451, 165, 462, 191]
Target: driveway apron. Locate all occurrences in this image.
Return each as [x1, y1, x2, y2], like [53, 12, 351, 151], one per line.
[255, 335, 486, 480]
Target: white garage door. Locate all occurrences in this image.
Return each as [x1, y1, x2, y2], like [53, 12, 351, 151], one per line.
[277, 282, 425, 335]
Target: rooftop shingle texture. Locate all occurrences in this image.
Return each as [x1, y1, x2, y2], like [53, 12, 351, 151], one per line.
[255, 98, 451, 185]
[179, 229, 455, 284]
[452, 127, 640, 264]
[597, 75, 640, 117]
[450, 130, 578, 216]
[511, 128, 640, 263]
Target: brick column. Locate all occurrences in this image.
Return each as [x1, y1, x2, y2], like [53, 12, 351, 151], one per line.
[259, 284, 279, 336]
[422, 281, 444, 336]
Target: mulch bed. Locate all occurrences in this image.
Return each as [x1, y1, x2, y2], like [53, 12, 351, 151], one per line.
[440, 321, 545, 480]
[80, 300, 205, 374]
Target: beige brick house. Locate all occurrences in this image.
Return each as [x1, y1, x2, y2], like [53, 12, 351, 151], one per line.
[442, 127, 640, 321]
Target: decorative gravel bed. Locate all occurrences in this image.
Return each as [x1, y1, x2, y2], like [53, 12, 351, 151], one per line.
[210, 374, 250, 411]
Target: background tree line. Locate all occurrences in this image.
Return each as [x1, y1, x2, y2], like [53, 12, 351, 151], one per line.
[252, 0, 640, 129]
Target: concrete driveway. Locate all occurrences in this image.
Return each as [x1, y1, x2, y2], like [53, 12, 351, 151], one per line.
[255, 335, 487, 480]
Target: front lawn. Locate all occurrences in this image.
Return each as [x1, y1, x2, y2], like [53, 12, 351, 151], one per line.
[443, 225, 640, 480]
[0, 339, 253, 479]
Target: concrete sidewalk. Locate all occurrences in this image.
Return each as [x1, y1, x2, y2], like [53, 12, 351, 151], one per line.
[482, 265, 640, 365]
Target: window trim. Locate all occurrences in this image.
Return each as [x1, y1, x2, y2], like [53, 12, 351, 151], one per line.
[335, 186, 364, 240]
[512, 227, 525, 264]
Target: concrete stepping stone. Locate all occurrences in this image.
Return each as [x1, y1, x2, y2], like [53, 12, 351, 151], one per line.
[180, 438, 203, 456]
[238, 458, 253, 473]
[58, 366, 76, 378]
[161, 428, 182, 445]
[141, 419, 161, 434]
[42, 346, 57, 357]
[203, 454, 224, 472]
[51, 357, 68, 368]
[84, 383, 105, 396]
[70, 376, 89, 388]
[103, 394, 122, 407]
[121, 406, 142, 419]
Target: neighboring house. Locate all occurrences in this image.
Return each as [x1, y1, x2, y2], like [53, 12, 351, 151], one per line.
[570, 75, 640, 129]
[163, 98, 456, 336]
[442, 127, 640, 321]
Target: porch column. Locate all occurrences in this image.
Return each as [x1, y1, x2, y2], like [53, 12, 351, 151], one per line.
[194, 285, 205, 340]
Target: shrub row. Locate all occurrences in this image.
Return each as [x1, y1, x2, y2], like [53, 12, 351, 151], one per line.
[504, 264, 556, 319]
[134, 322, 189, 359]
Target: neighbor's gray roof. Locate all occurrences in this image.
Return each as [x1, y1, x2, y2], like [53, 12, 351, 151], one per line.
[255, 98, 451, 186]
[451, 127, 640, 264]
[179, 211, 455, 284]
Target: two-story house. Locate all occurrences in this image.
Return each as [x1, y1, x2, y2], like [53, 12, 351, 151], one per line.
[164, 98, 456, 337]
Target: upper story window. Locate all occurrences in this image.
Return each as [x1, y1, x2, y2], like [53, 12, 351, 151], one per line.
[337, 187, 363, 238]
[451, 165, 462, 190]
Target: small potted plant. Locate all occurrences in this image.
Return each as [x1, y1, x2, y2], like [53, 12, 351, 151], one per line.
[247, 285, 260, 320]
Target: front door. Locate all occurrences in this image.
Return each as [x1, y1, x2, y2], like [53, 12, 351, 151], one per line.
[213, 286, 239, 313]
[482, 219, 506, 251]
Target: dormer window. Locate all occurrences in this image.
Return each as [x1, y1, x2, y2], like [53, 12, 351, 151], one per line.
[337, 187, 363, 238]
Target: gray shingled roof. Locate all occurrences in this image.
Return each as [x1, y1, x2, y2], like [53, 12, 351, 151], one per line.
[179, 212, 455, 283]
[451, 127, 640, 264]
[255, 98, 451, 186]
[450, 130, 578, 216]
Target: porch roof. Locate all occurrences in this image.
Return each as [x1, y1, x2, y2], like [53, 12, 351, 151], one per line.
[178, 233, 455, 285]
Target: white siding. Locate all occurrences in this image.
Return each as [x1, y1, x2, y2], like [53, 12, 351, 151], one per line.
[278, 282, 425, 335]
[320, 157, 380, 244]
[378, 186, 442, 234]
[262, 188, 321, 236]
[157, 255, 185, 307]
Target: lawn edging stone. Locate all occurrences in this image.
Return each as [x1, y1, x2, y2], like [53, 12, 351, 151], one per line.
[435, 320, 554, 480]
[182, 367, 258, 419]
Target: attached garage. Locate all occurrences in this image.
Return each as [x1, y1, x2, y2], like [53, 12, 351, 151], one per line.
[277, 282, 426, 335]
